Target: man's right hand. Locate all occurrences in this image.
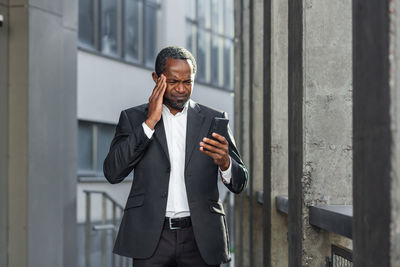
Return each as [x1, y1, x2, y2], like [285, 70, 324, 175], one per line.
[145, 74, 167, 130]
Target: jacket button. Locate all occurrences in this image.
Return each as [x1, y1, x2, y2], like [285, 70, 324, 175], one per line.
[166, 167, 171, 173]
[161, 192, 167, 198]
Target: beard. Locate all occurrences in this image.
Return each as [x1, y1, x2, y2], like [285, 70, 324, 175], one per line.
[163, 95, 190, 110]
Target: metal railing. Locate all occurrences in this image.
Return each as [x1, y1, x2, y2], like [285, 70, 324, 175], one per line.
[84, 190, 131, 267]
[326, 245, 353, 267]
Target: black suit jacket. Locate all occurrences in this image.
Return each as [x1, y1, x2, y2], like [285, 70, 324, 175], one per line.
[103, 100, 248, 265]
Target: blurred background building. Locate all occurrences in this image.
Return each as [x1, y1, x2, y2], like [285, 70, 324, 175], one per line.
[76, 0, 235, 266]
[1, 0, 400, 267]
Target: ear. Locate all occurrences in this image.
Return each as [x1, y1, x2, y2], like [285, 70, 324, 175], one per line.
[152, 72, 158, 83]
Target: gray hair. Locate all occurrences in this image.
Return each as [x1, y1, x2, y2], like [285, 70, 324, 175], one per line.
[155, 46, 197, 76]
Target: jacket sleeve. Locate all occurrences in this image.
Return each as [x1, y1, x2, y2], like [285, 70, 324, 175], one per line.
[222, 112, 249, 194]
[103, 110, 152, 184]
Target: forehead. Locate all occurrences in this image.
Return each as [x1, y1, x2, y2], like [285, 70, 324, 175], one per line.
[164, 58, 193, 78]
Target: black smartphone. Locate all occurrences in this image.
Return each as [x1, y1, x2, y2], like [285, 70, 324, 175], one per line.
[207, 117, 229, 140]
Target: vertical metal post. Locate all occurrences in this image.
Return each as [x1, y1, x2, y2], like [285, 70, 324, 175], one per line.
[102, 193, 107, 267]
[112, 203, 117, 267]
[85, 192, 91, 267]
[263, 0, 272, 266]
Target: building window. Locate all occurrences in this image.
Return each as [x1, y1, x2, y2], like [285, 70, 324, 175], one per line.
[78, 0, 160, 68]
[186, 0, 234, 90]
[78, 121, 116, 177]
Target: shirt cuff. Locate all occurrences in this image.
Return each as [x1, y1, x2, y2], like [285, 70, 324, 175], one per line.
[142, 122, 155, 139]
[219, 156, 232, 184]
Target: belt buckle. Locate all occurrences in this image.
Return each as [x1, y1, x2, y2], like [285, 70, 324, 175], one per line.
[169, 217, 181, 230]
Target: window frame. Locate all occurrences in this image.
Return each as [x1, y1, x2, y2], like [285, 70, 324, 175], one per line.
[185, 0, 235, 91]
[78, 0, 161, 70]
[77, 120, 117, 179]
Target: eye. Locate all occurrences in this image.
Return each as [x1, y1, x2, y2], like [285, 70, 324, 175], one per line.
[185, 80, 192, 84]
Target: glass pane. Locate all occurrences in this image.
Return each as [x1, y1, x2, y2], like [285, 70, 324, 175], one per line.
[144, 4, 159, 67]
[225, 0, 234, 37]
[186, 22, 197, 59]
[186, 0, 196, 20]
[211, 35, 219, 86]
[211, 0, 224, 34]
[197, 29, 211, 82]
[124, 0, 141, 62]
[224, 39, 234, 90]
[218, 0, 224, 34]
[78, 121, 93, 172]
[198, 0, 211, 29]
[78, 0, 95, 48]
[218, 36, 224, 86]
[97, 124, 116, 173]
[101, 0, 118, 56]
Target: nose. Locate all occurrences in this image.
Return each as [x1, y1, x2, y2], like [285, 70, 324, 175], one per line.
[175, 82, 186, 93]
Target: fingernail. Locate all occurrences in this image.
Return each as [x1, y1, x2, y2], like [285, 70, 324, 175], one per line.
[203, 137, 207, 141]
[200, 142, 204, 146]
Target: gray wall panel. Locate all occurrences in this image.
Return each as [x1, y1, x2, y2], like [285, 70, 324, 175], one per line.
[30, 0, 61, 15]
[0, 4, 8, 267]
[62, 26, 78, 267]
[62, 0, 77, 30]
[8, 0, 26, 5]
[28, 7, 64, 267]
[8, 5, 29, 267]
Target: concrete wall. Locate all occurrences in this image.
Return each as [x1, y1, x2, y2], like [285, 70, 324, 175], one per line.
[288, 0, 353, 265]
[301, 0, 353, 265]
[4, 0, 78, 266]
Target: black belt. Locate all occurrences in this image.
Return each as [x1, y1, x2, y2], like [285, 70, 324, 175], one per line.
[164, 216, 192, 230]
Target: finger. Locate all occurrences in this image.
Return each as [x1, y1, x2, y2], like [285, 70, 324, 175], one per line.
[199, 146, 219, 159]
[151, 76, 166, 101]
[211, 133, 229, 144]
[153, 78, 167, 103]
[200, 141, 226, 155]
[202, 137, 228, 150]
[149, 78, 162, 102]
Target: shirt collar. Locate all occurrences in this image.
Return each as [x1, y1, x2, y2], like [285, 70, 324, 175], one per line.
[162, 101, 189, 117]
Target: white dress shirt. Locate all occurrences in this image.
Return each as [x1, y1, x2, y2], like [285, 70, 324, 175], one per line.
[142, 104, 232, 218]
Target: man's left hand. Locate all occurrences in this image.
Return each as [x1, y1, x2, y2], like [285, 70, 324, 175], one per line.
[200, 133, 230, 171]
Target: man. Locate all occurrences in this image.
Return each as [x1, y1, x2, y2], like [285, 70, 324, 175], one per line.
[104, 46, 248, 267]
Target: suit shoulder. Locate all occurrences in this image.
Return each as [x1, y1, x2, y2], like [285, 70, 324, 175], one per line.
[197, 103, 225, 117]
[123, 103, 148, 116]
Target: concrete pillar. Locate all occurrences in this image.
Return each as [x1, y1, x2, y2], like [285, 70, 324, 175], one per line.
[250, 0, 264, 265]
[234, 0, 252, 266]
[288, 0, 352, 266]
[353, 1, 400, 266]
[270, 0, 289, 265]
[234, 0, 266, 265]
[391, 3, 400, 264]
[1, 0, 78, 266]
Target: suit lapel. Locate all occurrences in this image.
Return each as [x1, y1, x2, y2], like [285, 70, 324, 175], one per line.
[154, 118, 170, 163]
[185, 100, 206, 168]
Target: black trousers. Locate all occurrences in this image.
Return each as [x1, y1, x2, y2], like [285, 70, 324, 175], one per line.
[132, 222, 219, 267]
